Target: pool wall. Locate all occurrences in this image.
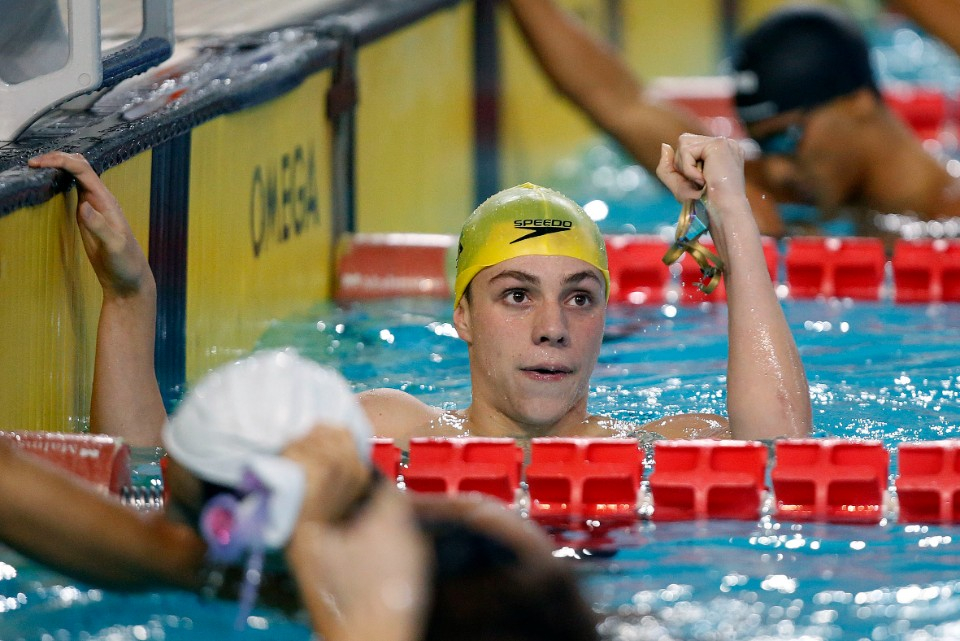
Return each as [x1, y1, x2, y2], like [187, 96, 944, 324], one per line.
[0, 0, 829, 430]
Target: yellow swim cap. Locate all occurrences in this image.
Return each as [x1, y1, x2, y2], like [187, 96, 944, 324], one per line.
[454, 183, 610, 308]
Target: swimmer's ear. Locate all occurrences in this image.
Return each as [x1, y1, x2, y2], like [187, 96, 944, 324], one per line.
[452, 296, 473, 344]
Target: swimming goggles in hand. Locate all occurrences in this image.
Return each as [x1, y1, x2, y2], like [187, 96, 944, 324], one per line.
[661, 198, 725, 294]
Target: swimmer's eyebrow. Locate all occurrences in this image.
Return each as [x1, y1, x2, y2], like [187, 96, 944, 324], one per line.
[563, 270, 604, 288]
[488, 269, 603, 289]
[488, 270, 541, 288]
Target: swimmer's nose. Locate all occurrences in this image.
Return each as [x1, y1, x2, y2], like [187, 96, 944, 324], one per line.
[532, 301, 568, 346]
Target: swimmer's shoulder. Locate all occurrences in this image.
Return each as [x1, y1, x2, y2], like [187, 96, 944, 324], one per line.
[359, 388, 443, 442]
[582, 412, 730, 440]
[643, 412, 730, 439]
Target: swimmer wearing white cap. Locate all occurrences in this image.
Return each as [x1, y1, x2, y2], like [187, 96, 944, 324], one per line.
[161, 348, 600, 640]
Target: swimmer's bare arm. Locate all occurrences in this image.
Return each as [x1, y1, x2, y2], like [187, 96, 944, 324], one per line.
[656, 135, 812, 440]
[506, 0, 701, 172]
[359, 388, 445, 447]
[284, 426, 429, 641]
[28, 152, 165, 447]
[505, 0, 784, 236]
[890, 0, 960, 59]
[0, 440, 204, 591]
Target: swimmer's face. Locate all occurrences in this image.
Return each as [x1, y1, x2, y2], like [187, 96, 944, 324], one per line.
[453, 254, 605, 435]
[749, 92, 868, 211]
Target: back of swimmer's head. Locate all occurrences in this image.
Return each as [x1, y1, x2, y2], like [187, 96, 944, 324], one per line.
[731, 5, 879, 124]
[454, 183, 610, 309]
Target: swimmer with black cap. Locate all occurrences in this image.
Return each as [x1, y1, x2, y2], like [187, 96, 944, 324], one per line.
[504, 0, 960, 235]
[360, 135, 812, 444]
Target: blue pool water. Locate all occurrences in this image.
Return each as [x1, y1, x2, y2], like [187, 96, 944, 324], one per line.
[3, 297, 960, 640]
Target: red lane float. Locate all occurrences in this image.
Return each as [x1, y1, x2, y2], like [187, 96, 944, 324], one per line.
[2, 431, 131, 494]
[892, 239, 960, 303]
[333, 232, 960, 305]
[335, 233, 456, 300]
[649, 440, 767, 520]
[896, 441, 960, 524]
[403, 437, 523, 503]
[678, 237, 779, 303]
[526, 438, 643, 523]
[771, 439, 889, 523]
[367, 436, 960, 526]
[371, 438, 402, 481]
[884, 87, 948, 142]
[605, 235, 672, 304]
[785, 237, 886, 299]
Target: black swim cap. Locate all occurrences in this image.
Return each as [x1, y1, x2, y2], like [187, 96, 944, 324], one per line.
[731, 6, 879, 124]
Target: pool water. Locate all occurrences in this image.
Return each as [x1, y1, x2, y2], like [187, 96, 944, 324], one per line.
[4, 298, 960, 640]
[260, 297, 960, 448]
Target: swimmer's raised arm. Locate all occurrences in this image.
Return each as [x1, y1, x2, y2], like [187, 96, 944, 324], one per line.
[656, 134, 812, 440]
[505, 0, 784, 236]
[28, 152, 165, 447]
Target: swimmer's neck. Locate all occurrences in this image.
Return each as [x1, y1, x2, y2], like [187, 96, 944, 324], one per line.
[450, 406, 610, 440]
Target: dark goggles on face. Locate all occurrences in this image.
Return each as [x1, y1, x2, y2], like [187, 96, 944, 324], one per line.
[755, 122, 805, 156]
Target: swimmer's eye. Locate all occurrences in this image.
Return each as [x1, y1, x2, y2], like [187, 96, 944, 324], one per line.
[568, 292, 592, 307]
[504, 289, 530, 304]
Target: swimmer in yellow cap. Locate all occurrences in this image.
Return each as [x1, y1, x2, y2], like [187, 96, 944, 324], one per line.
[452, 181, 611, 310]
[31, 134, 811, 450]
[360, 135, 811, 444]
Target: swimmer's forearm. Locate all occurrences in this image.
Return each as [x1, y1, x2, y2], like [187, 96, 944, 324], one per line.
[0, 441, 204, 591]
[715, 198, 812, 440]
[286, 519, 424, 641]
[91, 274, 167, 447]
[507, 0, 641, 108]
[890, 0, 960, 59]
[509, 0, 710, 174]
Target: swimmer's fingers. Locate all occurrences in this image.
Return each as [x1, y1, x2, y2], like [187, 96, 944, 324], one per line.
[29, 152, 149, 297]
[28, 152, 121, 212]
[656, 143, 704, 202]
[681, 135, 747, 197]
[658, 135, 749, 204]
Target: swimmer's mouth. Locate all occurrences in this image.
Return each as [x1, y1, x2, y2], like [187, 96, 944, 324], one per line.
[522, 365, 573, 375]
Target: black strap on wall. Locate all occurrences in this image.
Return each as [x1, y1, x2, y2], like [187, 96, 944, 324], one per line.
[473, 0, 500, 207]
[324, 21, 359, 235]
[148, 132, 191, 412]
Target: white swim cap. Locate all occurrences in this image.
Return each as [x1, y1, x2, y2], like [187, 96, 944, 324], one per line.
[162, 349, 372, 548]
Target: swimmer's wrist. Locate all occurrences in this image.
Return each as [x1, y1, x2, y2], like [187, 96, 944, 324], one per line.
[333, 468, 386, 523]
